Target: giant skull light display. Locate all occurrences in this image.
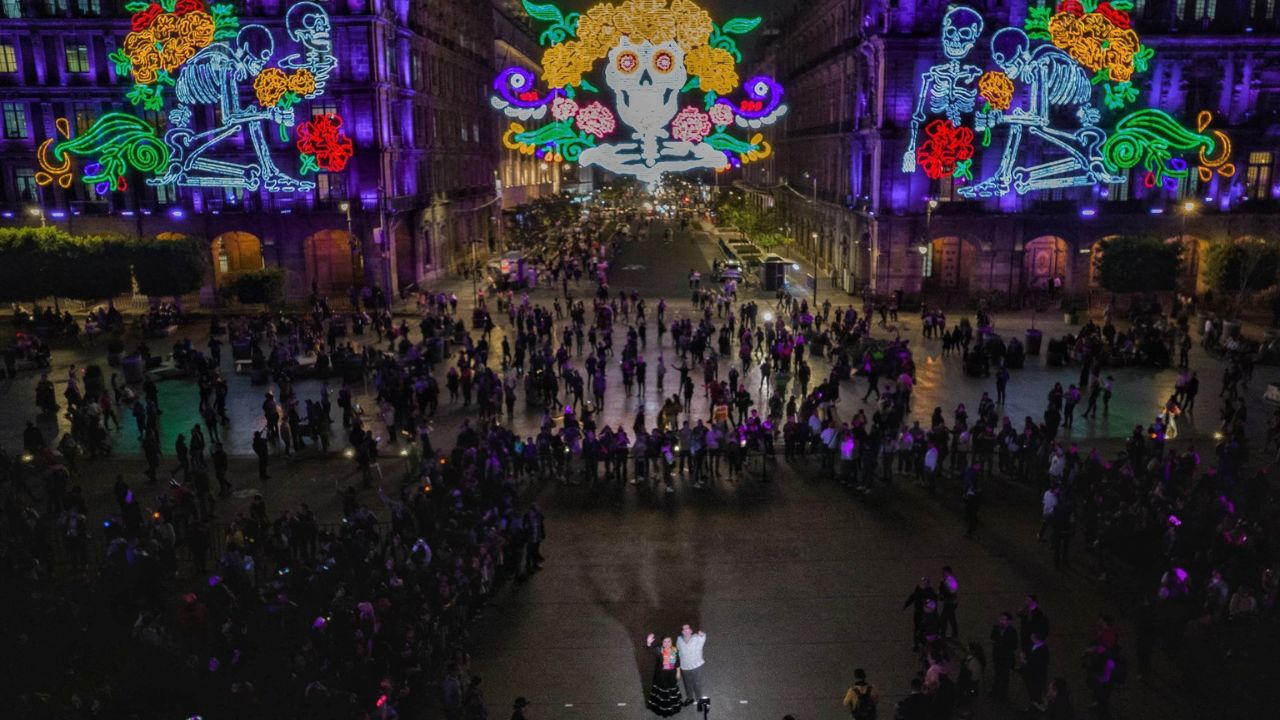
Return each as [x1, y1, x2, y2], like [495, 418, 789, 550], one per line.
[496, 0, 786, 185]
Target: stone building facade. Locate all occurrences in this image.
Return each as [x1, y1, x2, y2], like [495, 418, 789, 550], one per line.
[0, 0, 504, 303]
[740, 0, 1280, 301]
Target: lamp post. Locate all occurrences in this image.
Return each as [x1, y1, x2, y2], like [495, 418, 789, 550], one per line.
[26, 205, 45, 228]
[920, 199, 938, 288]
[340, 201, 362, 294]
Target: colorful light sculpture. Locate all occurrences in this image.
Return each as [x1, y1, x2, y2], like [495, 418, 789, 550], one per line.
[37, 0, 344, 194]
[903, 2, 1233, 198]
[497, 0, 786, 185]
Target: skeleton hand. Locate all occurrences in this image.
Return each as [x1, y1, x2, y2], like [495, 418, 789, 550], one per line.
[902, 150, 917, 173]
[272, 106, 296, 126]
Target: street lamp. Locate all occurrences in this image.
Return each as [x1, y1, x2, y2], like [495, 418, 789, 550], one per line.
[26, 205, 45, 228]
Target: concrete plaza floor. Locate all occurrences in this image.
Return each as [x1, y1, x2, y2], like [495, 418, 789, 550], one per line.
[0, 221, 1266, 719]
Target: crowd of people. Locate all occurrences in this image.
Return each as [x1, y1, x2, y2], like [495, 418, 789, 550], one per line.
[1, 209, 1277, 719]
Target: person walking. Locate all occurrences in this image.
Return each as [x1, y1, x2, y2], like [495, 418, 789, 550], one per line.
[842, 668, 878, 719]
[676, 624, 707, 705]
[645, 633, 683, 716]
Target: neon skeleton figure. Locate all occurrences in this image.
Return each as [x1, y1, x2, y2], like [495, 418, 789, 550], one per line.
[153, 2, 334, 191]
[902, 6, 984, 173]
[959, 27, 1119, 198]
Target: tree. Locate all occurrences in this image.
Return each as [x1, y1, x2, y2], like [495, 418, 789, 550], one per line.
[0, 227, 59, 302]
[1205, 237, 1279, 294]
[56, 236, 133, 302]
[225, 268, 285, 307]
[0, 227, 132, 303]
[1096, 236, 1181, 294]
[132, 236, 208, 298]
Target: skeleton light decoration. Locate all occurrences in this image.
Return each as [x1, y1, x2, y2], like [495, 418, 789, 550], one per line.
[36, 1, 346, 194]
[496, 0, 786, 185]
[902, 2, 1234, 198]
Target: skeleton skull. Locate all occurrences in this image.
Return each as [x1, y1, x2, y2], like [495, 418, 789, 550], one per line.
[605, 37, 687, 161]
[287, 1, 332, 54]
[989, 27, 1031, 80]
[941, 6, 983, 60]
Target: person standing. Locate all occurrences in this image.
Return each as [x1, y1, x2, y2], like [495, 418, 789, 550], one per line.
[252, 430, 270, 481]
[989, 612, 1018, 701]
[1019, 632, 1050, 710]
[995, 365, 1009, 405]
[939, 566, 960, 639]
[902, 577, 937, 651]
[893, 678, 929, 720]
[842, 667, 878, 720]
[676, 624, 707, 705]
[645, 633, 683, 716]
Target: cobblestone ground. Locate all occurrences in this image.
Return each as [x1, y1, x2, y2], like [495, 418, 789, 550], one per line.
[1, 221, 1270, 719]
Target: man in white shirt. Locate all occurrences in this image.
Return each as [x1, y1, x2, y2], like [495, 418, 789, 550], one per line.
[676, 624, 707, 706]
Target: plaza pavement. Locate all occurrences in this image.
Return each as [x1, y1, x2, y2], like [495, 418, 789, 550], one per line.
[0, 220, 1267, 719]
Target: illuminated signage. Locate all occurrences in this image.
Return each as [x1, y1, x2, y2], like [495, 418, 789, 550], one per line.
[495, 0, 786, 185]
[903, 2, 1233, 197]
[37, 1, 346, 194]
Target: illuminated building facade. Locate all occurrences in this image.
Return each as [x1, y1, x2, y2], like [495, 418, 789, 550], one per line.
[0, 0, 501, 302]
[741, 0, 1280, 299]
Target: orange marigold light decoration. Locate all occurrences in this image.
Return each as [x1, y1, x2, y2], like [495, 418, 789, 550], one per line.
[978, 71, 1014, 111]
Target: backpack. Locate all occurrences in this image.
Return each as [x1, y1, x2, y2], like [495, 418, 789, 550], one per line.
[850, 684, 877, 720]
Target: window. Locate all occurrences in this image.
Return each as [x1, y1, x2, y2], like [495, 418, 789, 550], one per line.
[75, 0, 99, 13]
[16, 168, 37, 202]
[1178, 172, 1201, 201]
[64, 42, 88, 74]
[44, 0, 68, 13]
[1194, 0, 1216, 19]
[921, 246, 933, 277]
[1106, 173, 1130, 202]
[74, 103, 95, 135]
[1, 1, 20, 19]
[3, 102, 27, 138]
[1131, 0, 1147, 19]
[1246, 151, 1273, 199]
[0, 44, 16, 73]
[153, 182, 176, 205]
[472, 122, 479, 143]
[317, 172, 347, 201]
[1175, 0, 1187, 19]
[933, 176, 958, 202]
[312, 101, 338, 119]
[411, 54, 423, 90]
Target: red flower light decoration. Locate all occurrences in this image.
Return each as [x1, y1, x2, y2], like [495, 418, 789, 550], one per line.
[915, 119, 975, 180]
[296, 113, 354, 173]
[1095, 2, 1131, 29]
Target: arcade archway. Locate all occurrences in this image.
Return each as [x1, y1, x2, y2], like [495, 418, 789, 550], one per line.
[303, 229, 359, 296]
[1022, 236, 1070, 294]
[926, 236, 977, 293]
[211, 231, 265, 287]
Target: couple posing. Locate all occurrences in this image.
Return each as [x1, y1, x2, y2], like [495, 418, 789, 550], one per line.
[644, 624, 707, 716]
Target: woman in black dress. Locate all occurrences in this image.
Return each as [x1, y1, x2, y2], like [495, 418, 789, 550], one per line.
[645, 632, 683, 716]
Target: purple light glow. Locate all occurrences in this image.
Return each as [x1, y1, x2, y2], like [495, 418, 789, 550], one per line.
[1080, 208, 1096, 217]
[50, 211, 66, 218]
[169, 208, 186, 219]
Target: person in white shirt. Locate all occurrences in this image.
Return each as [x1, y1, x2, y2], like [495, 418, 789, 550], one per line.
[676, 624, 707, 706]
[1038, 485, 1060, 541]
